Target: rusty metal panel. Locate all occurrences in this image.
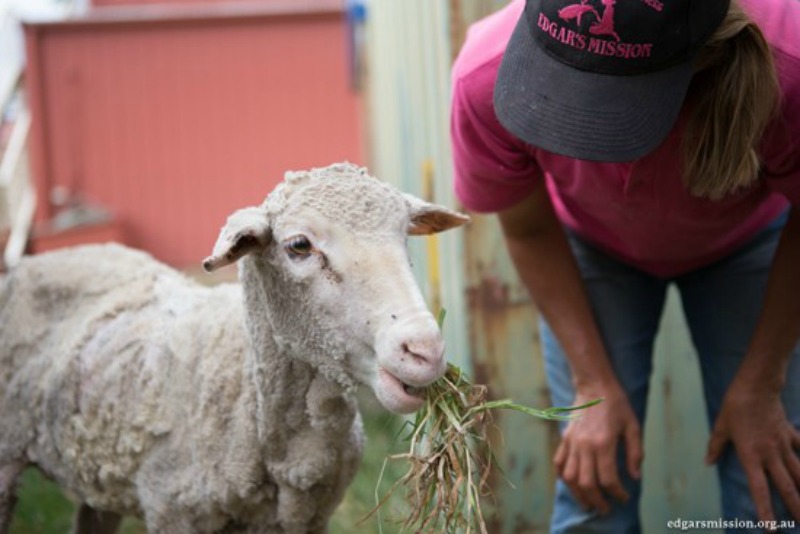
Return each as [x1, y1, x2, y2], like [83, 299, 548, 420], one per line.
[463, 212, 556, 533]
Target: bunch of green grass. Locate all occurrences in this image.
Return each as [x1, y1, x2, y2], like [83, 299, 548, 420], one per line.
[366, 311, 602, 533]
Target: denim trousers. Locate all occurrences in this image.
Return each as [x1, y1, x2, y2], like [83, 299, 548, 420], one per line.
[541, 211, 800, 534]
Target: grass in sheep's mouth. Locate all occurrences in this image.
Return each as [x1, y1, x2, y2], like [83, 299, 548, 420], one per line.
[362, 310, 602, 534]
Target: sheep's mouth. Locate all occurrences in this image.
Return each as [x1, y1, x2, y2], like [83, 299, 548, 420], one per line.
[375, 368, 427, 413]
[402, 383, 425, 397]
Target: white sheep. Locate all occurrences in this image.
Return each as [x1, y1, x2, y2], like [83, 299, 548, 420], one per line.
[0, 163, 469, 534]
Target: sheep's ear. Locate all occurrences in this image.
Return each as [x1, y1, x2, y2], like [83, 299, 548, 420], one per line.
[203, 207, 271, 272]
[403, 193, 470, 236]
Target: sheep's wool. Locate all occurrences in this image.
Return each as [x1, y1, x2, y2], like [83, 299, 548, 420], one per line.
[0, 162, 465, 534]
[272, 163, 407, 235]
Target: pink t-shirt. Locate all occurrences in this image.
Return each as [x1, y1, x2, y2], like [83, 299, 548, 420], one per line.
[451, 0, 800, 277]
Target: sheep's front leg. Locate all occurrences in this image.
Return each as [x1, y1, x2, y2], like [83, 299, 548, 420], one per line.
[72, 504, 122, 534]
[0, 461, 25, 534]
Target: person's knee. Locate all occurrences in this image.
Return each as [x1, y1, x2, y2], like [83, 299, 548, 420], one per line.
[550, 478, 641, 533]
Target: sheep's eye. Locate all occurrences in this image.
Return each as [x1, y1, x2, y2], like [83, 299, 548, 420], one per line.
[284, 235, 314, 259]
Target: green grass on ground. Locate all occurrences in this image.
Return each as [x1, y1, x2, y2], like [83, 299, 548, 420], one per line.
[9, 469, 146, 534]
[9, 392, 411, 534]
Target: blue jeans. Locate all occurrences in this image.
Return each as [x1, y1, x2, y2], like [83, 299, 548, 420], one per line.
[542, 212, 800, 533]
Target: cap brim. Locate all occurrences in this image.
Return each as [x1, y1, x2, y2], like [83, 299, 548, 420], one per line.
[494, 12, 693, 163]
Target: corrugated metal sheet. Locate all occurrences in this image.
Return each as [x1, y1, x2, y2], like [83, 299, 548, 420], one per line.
[365, 0, 721, 532]
[364, 0, 470, 368]
[462, 210, 557, 533]
[24, 5, 363, 266]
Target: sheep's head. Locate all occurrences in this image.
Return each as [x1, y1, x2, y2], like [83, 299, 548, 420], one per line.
[203, 163, 469, 414]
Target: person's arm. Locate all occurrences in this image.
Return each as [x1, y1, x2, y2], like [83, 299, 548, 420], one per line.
[706, 206, 800, 523]
[497, 183, 642, 514]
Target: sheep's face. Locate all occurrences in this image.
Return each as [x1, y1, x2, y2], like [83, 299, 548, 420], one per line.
[204, 164, 469, 414]
[267, 208, 441, 414]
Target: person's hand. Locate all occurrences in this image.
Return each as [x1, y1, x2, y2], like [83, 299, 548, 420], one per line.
[554, 386, 643, 514]
[706, 381, 800, 523]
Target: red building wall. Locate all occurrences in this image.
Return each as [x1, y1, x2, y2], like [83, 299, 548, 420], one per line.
[24, 4, 363, 267]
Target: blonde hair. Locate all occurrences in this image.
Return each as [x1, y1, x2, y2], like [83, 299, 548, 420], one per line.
[682, 0, 779, 200]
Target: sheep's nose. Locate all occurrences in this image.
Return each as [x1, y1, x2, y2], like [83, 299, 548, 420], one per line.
[376, 315, 447, 387]
[388, 330, 446, 386]
[402, 336, 445, 370]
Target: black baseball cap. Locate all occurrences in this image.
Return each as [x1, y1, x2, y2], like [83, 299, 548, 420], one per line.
[494, 0, 731, 162]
